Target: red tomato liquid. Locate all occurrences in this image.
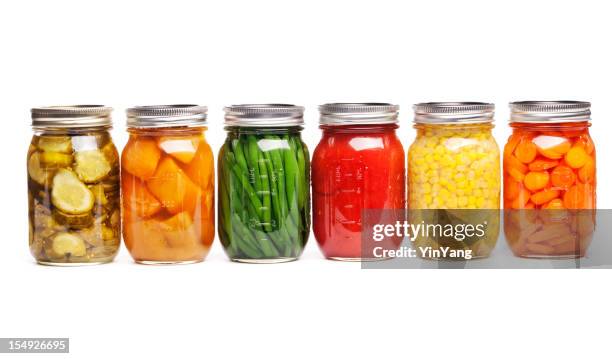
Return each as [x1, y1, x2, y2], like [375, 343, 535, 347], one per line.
[312, 124, 405, 259]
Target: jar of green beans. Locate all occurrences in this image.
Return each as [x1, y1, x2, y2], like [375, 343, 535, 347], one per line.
[219, 104, 310, 263]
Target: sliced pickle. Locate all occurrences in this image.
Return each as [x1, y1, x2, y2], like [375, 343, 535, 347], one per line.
[50, 232, 86, 258]
[53, 209, 94, 229]
[40, 151, 73, 169]
[74, 149, 111, 183]
[101, 142, 118, 166]
[102, 225, 116, 242]
[37, 136, 72, 153]
[51, 169, 94, 214]
[89, 184, 108, 205]
[76, 227, 104, 247]
[28, 152, 54, 186]
[102, 175, 120, 192]
[109, 209, 120, 227]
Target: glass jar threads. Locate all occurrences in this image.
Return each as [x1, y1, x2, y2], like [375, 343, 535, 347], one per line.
[121, 105, 214, 264]
[504, 101, 596, 258]
[28, 106, 121, 265]
[312, 103, 405, 260]
[408, 102, 501, 259]
[219, 104, 310, 263]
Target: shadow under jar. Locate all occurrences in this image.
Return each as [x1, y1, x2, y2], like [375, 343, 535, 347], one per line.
[312, 103, 405, 261]
[408, 103, 501, 260]
[121, 105, 214, 264]
[28, 106, 121, 265]
[218, 104, 310, 263]
[504, 101, 596, 258]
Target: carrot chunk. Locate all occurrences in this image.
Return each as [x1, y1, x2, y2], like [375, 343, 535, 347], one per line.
[578, 157, 595, 183]
[146, 156, 202, 214]
[122, 173, 162, 218]
[122, 138, 161, 179]
[184, 141, 214, 189]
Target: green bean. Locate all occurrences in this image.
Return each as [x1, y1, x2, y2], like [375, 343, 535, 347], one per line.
[294, 137, 307, 211]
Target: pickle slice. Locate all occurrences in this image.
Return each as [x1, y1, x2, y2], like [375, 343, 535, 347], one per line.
[50, 232, 86, 258]
[37, 136, 72, 153]
[89, 184, 108, 205]
[51, 169, 94, 214]
[53, 209, 94, 229]
[101, 142, 118, 166]
[74, 149, 111, 183]
[40, 151, 73, 169]
[28, 152, 54, 186]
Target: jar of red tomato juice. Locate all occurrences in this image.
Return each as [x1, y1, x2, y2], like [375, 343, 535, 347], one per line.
[312, 103, 405, 261]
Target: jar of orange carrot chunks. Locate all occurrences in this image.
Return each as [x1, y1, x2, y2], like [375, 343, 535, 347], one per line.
[122, 105, 214, 264]
[503, 101, 596, 258]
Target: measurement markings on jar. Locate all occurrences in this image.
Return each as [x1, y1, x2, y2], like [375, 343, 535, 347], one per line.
[0, 338, 69, 353]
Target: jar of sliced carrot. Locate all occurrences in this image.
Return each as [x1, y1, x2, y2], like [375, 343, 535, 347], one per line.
[122, 105, 214, 264]
[504, 101, 596, 258]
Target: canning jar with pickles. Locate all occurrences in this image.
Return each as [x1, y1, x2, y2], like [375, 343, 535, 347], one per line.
[219, 104, 310, 263]
[122, 105, 214, 264]
[28, 106, 120, 265]
[408, 102, 500, 259]
[312, 103, 405, 260]
[504, 101, 596, 258]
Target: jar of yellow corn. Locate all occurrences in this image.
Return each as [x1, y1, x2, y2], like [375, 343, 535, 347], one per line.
[408, 102, 500, 259]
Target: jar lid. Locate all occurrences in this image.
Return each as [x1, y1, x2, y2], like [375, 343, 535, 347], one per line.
[31, 105, 113, 129]
[413, 102, 495, 124]
[319, 103, 399, 125]
[126, 104, 207, 128]
[510, 101, 591, 123]
[224, 104, 304, 127]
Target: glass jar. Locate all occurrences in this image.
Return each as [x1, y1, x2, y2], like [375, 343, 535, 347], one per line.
[28, 106, 120, 265]
[504, 101, 596, 258]
[312, 103, 405, 260]
[408, 102, 501, 259]
[219, 104, 310, 263]
[121, 105, 214, 264]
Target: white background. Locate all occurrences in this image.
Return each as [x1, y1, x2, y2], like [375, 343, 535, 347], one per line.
[0, 0, 611, 358]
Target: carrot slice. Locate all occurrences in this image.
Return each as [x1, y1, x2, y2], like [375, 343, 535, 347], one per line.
[524, 171, 550, 191]
[563, 184, 586, 209]
[543, 198, 564, 209]
[578, 157, 595, 183]
[159, 211, 199, 249]
[123, 219, 169, 261]
[550, 165, 576, 189]
[504, 177, 521, 201]
[565, 146, 588, 169]
[122, 173, 162, 218]
[531, 188, 560, 205]
[514, 140, 537, 164]
[533, 135, 571, 159]
[122, 138, 161, 179]
[184, 141, 214, 189]
[511, 188, 532, 209]
[574, 135, 595, 155]
[146, 156, 202, 214]
[504, 135, 521, 158]
[528, 159, 559, 171]
[158, 136, 201, 164]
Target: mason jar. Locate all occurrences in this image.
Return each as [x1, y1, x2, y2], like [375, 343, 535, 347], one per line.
[28, 105, 120, 265]
[312, 103, 405, 261]
[218, 104, 310, 263]
[504, 101, 596, 258]
[408, 102, 501, 259]
[122, 105, 214, 264]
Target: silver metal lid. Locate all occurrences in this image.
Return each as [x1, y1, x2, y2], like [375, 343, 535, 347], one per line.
[126, 104, 207, 128]
[224, 104, 304, 127]
[510, 101, 591, 123]
[413, 102, 495, 124]
[31, 105, 113, 129]
[319, 103, 399, 125]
